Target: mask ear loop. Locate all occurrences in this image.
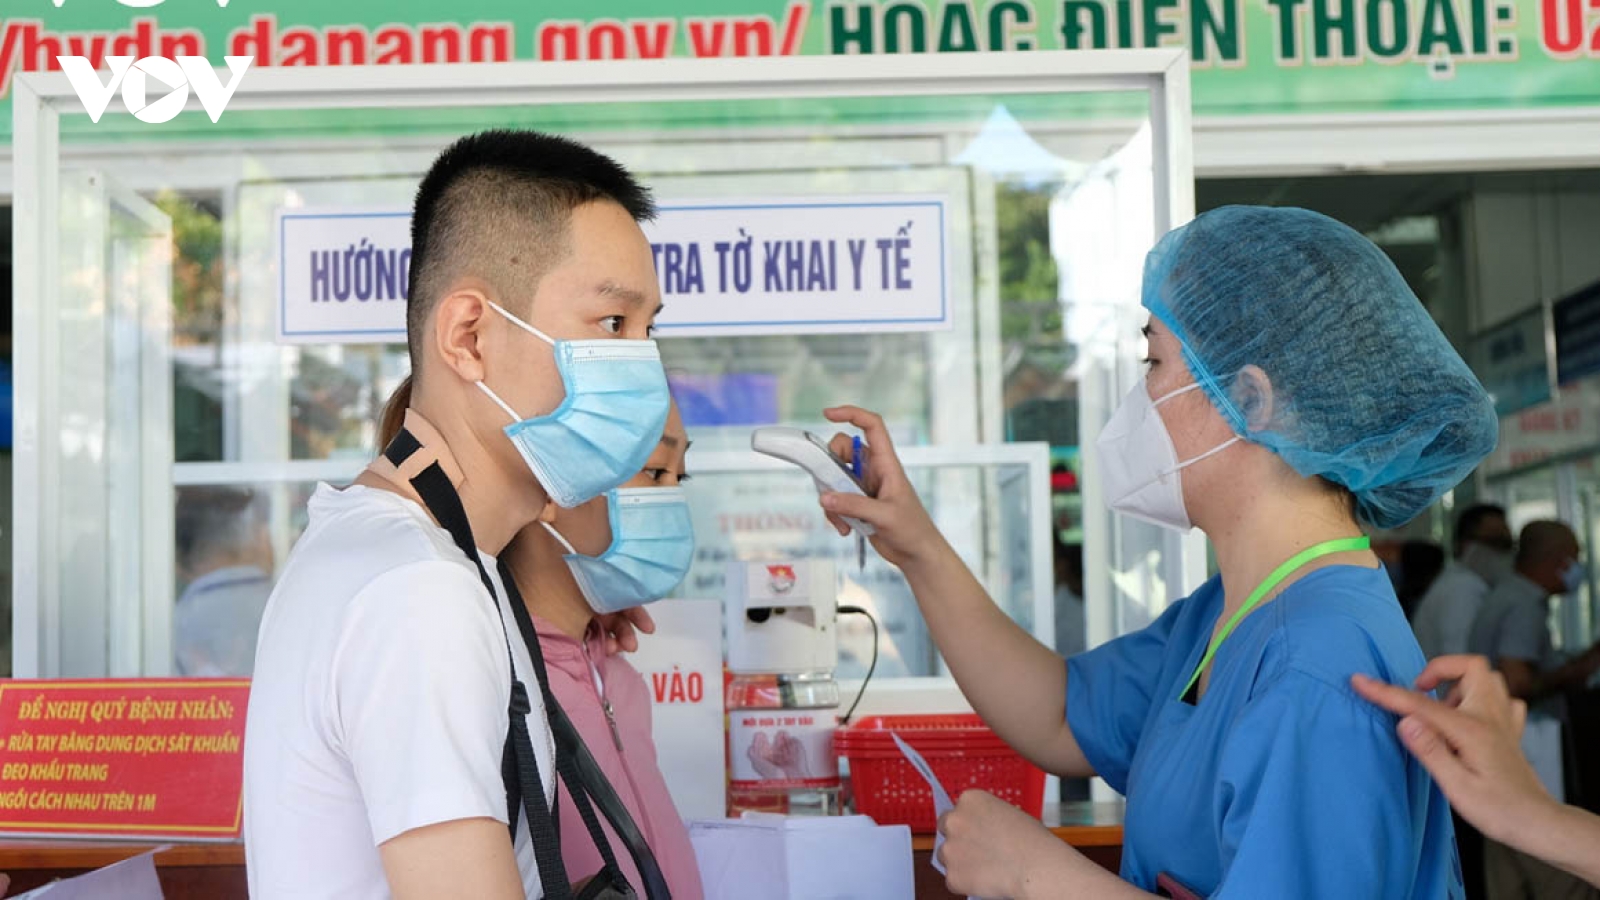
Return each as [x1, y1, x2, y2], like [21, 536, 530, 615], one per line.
[1148, 378, 1244, 477]
[487, 300, 557, 346]
[479, 300, 562, 426]
[539, 520, 581, 556]
[475, 381, 522, 425]
[1163, 435, 1242, 477]
[1150, 381, 1204, 407]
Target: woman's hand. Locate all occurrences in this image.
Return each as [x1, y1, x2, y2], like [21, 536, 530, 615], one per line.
[1350, 655, 1555, 845]
[937, 790, 1049, 899]
[818, 406, 944, 571]
[595, 607, 655, 655]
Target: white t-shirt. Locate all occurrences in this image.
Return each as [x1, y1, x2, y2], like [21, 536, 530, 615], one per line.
[1411, 562, 1492, 660]
[244, 483, 554, 900]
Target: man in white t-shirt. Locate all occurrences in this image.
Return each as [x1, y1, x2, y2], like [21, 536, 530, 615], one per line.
[243, 130, 668, 900]
[1412, 503, 1513, 660]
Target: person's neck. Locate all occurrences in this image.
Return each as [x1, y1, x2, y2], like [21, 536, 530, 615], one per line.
[1205, 481, 1373, 622]
[194, 552, 264, 577]
[511, 533, 596, 642]
[361, 403, 542, 556]
[1512, 567, 1552, 599]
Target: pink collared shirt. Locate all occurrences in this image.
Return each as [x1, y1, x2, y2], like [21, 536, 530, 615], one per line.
[534, 613, 705, 900]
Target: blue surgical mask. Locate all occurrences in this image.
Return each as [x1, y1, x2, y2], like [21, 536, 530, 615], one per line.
[1562, 559, 1587, 595]
[543, 487, 696, 614]
[476, 301, 669, 508]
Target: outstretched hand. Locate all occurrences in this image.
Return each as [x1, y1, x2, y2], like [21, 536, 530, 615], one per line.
[1351, 655, 1550, 845]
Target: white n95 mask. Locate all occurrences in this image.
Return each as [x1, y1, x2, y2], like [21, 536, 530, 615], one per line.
[1095, 377, 1239, 532]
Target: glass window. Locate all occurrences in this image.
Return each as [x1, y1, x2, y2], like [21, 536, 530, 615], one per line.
[13, 58, 1192, 679]
[684, 446, 1051, 679]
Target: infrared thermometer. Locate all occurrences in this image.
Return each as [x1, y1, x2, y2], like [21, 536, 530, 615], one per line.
[750, 427, 877, 539]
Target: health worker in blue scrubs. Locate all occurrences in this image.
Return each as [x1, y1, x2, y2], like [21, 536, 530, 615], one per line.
[819, 205, 1496, 899]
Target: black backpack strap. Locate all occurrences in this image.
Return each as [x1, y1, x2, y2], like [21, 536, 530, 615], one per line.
[384, 430, 574, 900]
[501, 563, 673, 900]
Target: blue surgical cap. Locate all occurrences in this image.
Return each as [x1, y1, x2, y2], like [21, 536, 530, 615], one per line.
[1142, 205, 1497, 529]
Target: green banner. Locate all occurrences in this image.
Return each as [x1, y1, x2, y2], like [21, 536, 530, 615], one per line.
[5, 0, 1599, 139]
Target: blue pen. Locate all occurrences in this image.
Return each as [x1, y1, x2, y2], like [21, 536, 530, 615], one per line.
[851, 436, 866, 571]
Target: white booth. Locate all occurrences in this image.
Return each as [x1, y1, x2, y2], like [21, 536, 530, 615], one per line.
[10, 51, 1199, 765]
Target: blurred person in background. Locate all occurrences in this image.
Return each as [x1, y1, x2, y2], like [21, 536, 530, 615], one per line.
[1466, 519, 1600, 900]
[1409, 505, 1514, 900]
[1396, 540, 1447, 622]
[1053, 535, 1086, 659]
[174, 486, 274, 677]
[1468, 521, 1598, 705]
[1413, 504, 1513, 660]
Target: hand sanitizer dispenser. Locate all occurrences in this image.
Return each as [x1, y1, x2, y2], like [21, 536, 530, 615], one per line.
[725, 560, 842, 816]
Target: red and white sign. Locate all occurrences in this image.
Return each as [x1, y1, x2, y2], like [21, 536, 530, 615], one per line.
[0, 679, 249, 840]
[628, 600, 726, 821]
[1482, 380, 1600, 475]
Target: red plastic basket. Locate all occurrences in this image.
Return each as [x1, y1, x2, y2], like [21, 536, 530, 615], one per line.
[836, 714, 1046, 833]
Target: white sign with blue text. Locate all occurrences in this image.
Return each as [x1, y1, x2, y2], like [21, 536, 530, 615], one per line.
[274, 195, 951, 344]
[275, 207, 413, 344]
[641, 196, 951, 337]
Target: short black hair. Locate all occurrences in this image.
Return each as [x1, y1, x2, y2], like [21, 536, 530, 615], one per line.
[175, 486, 265, 573]
[1515, 519, 1578, 568]
[406, 129, 655, 368]
[1454, 503, 1508, 556]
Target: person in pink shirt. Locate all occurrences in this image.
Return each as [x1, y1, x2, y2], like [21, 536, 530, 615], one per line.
[501, 398, 703, 898]
[379, 382, 702, 898]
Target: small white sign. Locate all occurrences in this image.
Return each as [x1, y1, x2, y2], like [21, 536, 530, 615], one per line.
[276, 207, 413, 344]
[628, 599, 727, 822]
[644, 196, 951, 337]
[274, 195, 950, 344]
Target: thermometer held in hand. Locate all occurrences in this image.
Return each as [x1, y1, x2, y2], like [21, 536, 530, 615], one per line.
[750, 426, 876, 570]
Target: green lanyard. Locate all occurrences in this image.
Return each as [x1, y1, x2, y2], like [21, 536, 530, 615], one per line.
[1180, 536, 1372, 700]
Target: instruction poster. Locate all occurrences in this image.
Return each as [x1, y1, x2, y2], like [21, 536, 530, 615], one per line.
[0, 680, 249, 840]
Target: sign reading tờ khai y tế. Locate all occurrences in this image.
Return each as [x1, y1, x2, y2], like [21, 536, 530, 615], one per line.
[276, 196, 951, 343]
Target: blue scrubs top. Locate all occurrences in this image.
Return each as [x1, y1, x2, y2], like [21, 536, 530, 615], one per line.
[1067, 565, 1463, 898]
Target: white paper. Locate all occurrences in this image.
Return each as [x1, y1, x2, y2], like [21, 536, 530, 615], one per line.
[890, 732, 975, 899]
[890, 733, 952, 873]
[10, 848, 165, 899]
[690, 815, 913, 900]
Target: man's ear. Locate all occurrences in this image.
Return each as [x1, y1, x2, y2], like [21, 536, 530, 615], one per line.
[1230, 365, 1276, 432]
[430, 284, 493, 385]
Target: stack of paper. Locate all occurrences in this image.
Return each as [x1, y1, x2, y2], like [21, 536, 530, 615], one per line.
[10, 850, 164, 899]
[691, 813, 913, 900]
